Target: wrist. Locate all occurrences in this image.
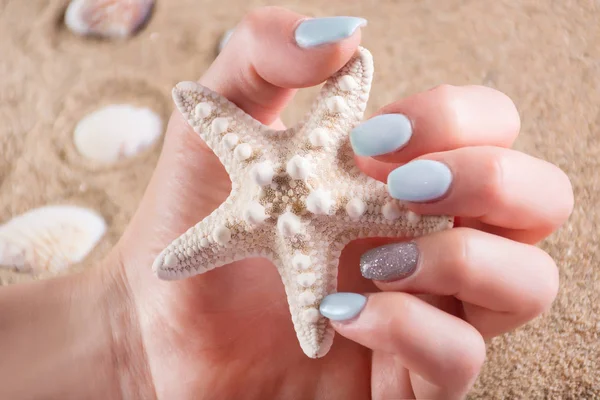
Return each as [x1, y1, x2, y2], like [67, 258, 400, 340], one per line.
[96, 251, 156, 399]
[0, 253, 152, 399]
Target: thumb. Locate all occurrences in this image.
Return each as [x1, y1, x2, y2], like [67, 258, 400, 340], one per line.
[117, 7, 366, 267]
[204, 7, 366, 125]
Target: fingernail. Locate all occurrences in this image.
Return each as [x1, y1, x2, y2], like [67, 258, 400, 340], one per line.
[319, 292, 367, 321]
[387, 160, 452, 202]
[350, 114, 413, 156]
[294, 16, 367, 48]
[360, 241, 419, 281]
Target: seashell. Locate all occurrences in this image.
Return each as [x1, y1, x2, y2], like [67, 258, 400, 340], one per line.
[65, 0, 154, 39]
[73, 104, 163, 164]
[0, 205, 107, 274]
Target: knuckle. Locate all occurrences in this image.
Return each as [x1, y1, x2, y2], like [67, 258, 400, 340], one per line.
[445, 228, 475, 287]
[475, 149, 506, 213]
[376, 293, 415, 351]
[429, 84, 465, 144]
[240, 6, 278, 31]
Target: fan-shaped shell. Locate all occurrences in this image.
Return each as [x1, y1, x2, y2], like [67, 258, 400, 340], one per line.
[65, 0, 154, 39]
[0, 205, 106, 274]
[73, 104, 163, 164]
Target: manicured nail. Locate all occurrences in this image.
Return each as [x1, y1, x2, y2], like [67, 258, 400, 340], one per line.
[387, 160, 452, 202]
[294, 16, 367, 48]
[360, 241, 419, 281]
[350, 114, 413, 156]
[319, 292, 367, 321]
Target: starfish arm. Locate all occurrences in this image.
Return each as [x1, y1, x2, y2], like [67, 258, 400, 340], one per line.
[172, 81, 277, 175]
[271, 220, 345, 358]
[288, 47, 374, 204]
[152, 199, 271, 280]
[292, 46, 373, 155]
[331, 176, 454, 239]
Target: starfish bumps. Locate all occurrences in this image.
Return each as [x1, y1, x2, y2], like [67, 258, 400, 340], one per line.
[152, 47, 453, 358]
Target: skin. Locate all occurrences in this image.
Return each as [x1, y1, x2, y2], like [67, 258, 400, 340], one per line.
[0, 7, 574, 400]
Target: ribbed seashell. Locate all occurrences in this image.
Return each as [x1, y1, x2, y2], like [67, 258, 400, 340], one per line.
[64, 0, 154, 39]
[0, 205, 106, 274]
[73, 104, 163, 164]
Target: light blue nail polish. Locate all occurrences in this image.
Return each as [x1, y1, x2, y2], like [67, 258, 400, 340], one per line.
[319, 292, 367, 321]
[350, 114, 413, 156]
[294, 17, 367, 48]
[387, 160, 452, 202]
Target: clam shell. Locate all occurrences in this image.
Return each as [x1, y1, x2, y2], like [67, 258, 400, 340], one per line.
[0, 205, 106, 274]
[73, 104, 163, 164]
[65, 0, 154, 39]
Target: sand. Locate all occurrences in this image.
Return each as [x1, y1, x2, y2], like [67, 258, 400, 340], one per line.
[0, 0, 598, 397]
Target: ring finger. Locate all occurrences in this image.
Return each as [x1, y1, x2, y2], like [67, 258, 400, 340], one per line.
[358, 227, 560, 338]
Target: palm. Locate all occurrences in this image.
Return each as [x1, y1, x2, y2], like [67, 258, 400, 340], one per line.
[116, 112, 459, 398]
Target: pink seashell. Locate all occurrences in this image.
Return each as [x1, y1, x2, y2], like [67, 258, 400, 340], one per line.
[64, 0, 154, 39]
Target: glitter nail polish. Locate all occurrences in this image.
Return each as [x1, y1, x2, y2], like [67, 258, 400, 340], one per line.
[360, 241, 419, 281]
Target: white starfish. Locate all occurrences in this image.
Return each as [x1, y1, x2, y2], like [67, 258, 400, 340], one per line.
[152, 47, 453, 358]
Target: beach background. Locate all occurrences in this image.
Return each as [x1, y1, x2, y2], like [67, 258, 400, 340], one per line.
[0, 0, 598, 397]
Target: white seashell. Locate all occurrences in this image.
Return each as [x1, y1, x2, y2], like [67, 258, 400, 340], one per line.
[65, 0, 154, 39]
[73, 104, 162, 164]
[0, 205, 106, 274]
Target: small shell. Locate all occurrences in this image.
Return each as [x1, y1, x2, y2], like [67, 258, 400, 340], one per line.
[0, 205, 106, 274]
[65, 0, 154, 39]
[73, 104, 163, 164]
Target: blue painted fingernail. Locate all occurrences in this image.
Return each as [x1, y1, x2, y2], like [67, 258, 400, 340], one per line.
[294, 17, 367, 48]
[350, 114, 413, 156]
[319, 292, 367, 321]
[387, 160, 452, 202]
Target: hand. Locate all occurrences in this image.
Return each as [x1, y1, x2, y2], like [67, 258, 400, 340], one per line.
[97, 6, 573, 399]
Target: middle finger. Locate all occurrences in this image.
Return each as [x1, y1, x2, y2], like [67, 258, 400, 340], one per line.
[350, 84, 520, 162]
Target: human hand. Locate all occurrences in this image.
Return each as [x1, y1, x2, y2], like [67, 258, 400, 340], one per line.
[101, 6, 573, 399]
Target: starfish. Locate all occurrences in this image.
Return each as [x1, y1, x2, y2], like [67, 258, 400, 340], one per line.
[152, 47, 454, 358]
